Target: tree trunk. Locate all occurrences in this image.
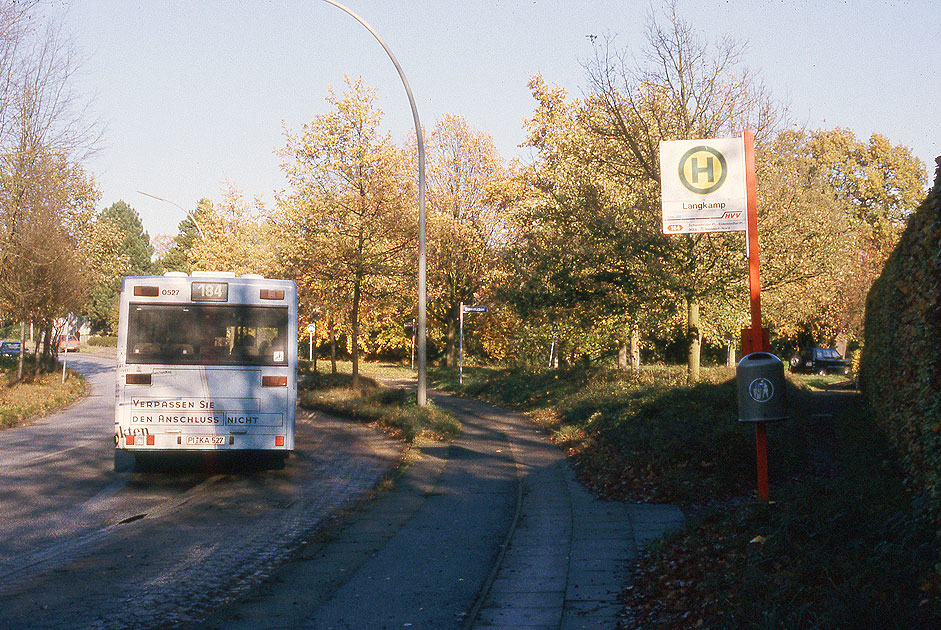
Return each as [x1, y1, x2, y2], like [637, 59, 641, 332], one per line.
[312, 335, 318, 373]
[36, 326, 50, 377]
[726, 338, 737, 367]
[687, 296, 701, 384]
[17, 321, 26, 381]
[631, 326, 641, 370]
[351, 279, 361, 390]
[835, 333, 848, 358]
[550, 324, 558, 368]
[329, 315, 337, 375]
[43, 325, 54, 374]
[618, 341, 628, 371]
[33, 328, 42, 378]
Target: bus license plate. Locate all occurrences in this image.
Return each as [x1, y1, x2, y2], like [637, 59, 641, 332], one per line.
[186, 436, 225, 445]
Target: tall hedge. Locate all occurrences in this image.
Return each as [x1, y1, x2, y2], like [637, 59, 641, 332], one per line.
[860, 157, 941, 520]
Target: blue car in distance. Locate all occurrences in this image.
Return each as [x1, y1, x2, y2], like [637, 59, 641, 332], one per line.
[0, 340, 22, 358]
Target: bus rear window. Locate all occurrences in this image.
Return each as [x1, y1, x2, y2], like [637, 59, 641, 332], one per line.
[126, 304, 289, 366]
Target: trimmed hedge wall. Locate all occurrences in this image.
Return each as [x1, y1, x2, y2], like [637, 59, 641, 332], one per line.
[860, 157, 941, 521]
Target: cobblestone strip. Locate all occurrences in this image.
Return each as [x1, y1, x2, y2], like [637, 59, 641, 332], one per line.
[90, 454, 385, 630]
[0, 475, 220, 594]
[94, 415, 400, 630]
[0, 412, 404, 630]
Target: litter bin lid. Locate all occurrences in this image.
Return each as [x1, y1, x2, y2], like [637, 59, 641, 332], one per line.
[737, 352, 782, 367]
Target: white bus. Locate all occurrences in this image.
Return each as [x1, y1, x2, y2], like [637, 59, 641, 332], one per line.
[115, 272, 297, 467]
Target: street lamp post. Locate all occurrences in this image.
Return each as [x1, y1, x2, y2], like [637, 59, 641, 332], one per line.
[137, 190, 205, 238]
[322, 0, 428, 406]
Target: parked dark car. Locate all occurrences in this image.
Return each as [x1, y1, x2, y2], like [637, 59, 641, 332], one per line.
[789, 347, 851, 375]
[0, 340, 21, 357]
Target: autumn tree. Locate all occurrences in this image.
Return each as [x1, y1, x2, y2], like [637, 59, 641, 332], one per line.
[0, 145, 103, 374]
[277, 77, 414, 387]
[0, 2, 28, 130]
[424, 114, 508, 367]
[758, 128, 928, 347]
[503, 75, 669, 369]
[806, 128, 927, 227]
[0, 4, 101, 378]
[582, 4, 781, 381]
[187, 182, 277, 276]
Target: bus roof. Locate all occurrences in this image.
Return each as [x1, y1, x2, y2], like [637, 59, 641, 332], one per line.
[122, 275, 296, 304]
[123, 273, 292, 283]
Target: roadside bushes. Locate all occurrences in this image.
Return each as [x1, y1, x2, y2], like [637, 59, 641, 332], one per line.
[860, 157, 941, 522]
[87, 336, 117, 347]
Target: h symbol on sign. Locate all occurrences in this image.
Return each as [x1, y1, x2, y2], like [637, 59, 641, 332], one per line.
[690, 156, 714, 183]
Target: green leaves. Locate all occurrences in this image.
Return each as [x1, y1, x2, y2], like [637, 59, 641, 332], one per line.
[85, 201, 154, 334]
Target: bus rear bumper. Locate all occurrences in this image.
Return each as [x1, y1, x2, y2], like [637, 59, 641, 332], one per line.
[114, 448, 291, 472]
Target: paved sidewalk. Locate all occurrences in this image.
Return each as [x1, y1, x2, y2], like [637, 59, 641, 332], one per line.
[441, 396, 685, 629]
[205, 392, 685, 629]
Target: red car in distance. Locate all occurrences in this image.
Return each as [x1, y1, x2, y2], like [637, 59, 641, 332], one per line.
[57, 334, 80, 352]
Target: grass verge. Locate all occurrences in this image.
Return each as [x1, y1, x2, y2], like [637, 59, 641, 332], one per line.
[433, 364, 760, 503]
[436, 363, 941, 628]
[298, 363, 459, 443]
[1, 360, 87, 429]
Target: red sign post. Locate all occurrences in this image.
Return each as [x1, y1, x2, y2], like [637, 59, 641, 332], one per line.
[660, 131, 772, 502]
[742, 130, 771, 502]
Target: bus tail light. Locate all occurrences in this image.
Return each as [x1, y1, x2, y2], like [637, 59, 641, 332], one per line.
[275, 436, 285, 447]
[126, 435, 135, 445]
[126, 374, 152, 385]
[262, 375, 287, 387]
[260, 289, 284, 300]
[146, 435, 155, 445]
[133, 286, 159, 297]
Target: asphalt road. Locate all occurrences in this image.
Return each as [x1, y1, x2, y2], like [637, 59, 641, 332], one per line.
[0, 354, 404, 630]
[0, 356, 684, 629]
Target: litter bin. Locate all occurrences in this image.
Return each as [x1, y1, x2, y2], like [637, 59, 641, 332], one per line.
[737, 352, 788, 422]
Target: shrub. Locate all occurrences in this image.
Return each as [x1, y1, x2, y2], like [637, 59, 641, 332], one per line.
[860, 159, 941, 523]
[87, 336, 118, 347]
[299, 371, 459, 443]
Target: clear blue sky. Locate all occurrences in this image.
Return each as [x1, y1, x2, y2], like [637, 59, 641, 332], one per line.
[51, 0, 940, 238]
